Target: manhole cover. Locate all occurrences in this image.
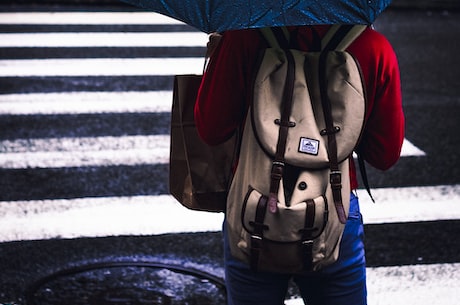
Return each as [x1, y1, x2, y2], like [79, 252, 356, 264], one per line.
[26, 262, 226, 305]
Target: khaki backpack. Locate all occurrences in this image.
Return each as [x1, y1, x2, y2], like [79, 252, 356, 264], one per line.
[226, 25, 367, 273]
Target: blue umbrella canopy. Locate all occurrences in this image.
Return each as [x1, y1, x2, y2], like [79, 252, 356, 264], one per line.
[121, 0, 392, 33]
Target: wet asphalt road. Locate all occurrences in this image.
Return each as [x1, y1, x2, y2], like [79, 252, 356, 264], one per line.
[0, 3, 459, 305]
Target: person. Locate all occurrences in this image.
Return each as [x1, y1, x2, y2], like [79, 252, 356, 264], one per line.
[194, 25, 405, 305]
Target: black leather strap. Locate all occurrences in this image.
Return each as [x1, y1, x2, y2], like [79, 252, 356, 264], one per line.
[249, 195, 269, 271]
[268, 35, 297, 211]
[358, 152, 375, 203]
[300, 199, 316, 270]
[318, 26, 357, 224]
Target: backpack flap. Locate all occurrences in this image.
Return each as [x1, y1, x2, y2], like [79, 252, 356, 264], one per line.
[252, 27, 366, 169]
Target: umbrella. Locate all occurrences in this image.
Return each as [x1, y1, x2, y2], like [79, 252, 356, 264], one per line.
[120, 0, 392, 33]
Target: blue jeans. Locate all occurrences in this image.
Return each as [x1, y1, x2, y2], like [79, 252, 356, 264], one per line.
[224, 193, 366, 305]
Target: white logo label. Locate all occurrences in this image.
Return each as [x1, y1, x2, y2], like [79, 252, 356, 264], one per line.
[299, 137, 319, 155]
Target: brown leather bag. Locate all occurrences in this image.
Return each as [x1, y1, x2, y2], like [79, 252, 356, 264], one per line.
[169, 74, 235, 212]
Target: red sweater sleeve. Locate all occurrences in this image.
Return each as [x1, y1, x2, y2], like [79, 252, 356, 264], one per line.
[348, 29, 405, 170]
[194, 30, 261, 145]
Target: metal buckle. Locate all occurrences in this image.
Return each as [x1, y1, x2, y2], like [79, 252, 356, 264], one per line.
[251, 235, 263, 250]
[330, 171, 342, 185]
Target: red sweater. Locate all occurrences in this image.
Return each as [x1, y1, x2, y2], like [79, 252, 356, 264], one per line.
[195, 26, 405, 190]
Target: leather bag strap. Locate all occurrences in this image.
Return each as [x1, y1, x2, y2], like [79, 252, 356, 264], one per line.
[268, 32, 297, 213]
[300, 199, 316, 270]
[249, 195, 269, 271]
[319, 25, 363, 224]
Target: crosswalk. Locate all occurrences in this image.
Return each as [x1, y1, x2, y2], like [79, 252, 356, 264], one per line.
[0, 10, 459, 305]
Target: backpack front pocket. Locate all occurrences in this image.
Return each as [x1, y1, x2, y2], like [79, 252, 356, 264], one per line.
[237, 186, 329, 273]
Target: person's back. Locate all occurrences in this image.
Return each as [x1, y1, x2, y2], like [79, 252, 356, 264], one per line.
[195, 25, 404, 305]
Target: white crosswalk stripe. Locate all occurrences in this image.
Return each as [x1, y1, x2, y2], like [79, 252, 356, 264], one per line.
[0, 12, 183, 25]
[0, 184, 458, 242]
[0, 135, 171, 168]
[0, 58, 205, 76]
[0, 136, 422, 169]
[0, 91, 172, 114]
[0, 32, 208, 47]
[0, 11, 458, 304]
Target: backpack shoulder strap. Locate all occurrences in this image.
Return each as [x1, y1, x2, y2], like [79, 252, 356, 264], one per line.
[260, 25, 366, 51]
[322, 25, 375, 202]
[321, 25, 367, 51]
[259, 27, 290, 49]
